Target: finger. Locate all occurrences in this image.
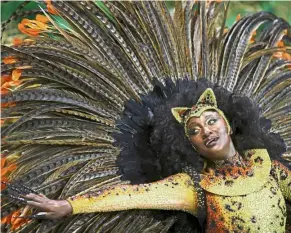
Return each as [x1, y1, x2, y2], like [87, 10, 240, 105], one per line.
[26, 200, 49, 211]
[41, 212, 56, 220]
[2, 194, 27, 204]
[13, 212, 48, 220]
[24, 193, 46, 203]
[39, 193, 49, 200]
[20, 206, 32, 217]
[34, 212, 48, 219]
[26, 193, 48, 199]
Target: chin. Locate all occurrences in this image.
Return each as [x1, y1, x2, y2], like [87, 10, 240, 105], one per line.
[205, 145, 228, 160]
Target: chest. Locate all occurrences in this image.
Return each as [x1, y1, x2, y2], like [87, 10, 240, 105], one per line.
[205, 176, 287, 233]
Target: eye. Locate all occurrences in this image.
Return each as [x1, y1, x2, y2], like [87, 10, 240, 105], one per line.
[207, 118, 217, 125]
[188, 128, 200, 136]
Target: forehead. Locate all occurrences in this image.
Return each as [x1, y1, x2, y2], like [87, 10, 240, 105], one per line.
[187, 110, 219, 125]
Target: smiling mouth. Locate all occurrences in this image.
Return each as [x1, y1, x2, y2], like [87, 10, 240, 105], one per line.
[205, 137, 219, 147]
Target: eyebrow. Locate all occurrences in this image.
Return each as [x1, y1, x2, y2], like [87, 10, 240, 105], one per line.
[188, 120, 204, 128]
[187, 112, 218, 128]
[204, 112, 219, 119]
[204, 114, 217, 120]
[188, 122, 199, 128]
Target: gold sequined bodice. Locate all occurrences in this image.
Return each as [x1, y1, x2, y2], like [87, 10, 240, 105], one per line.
[205, 174, 287, 232]
[201, 149, 288, 232]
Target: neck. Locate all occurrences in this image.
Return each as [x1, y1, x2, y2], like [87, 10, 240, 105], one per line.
[224, 141, 236, 160]
[211, 151, 245, 169]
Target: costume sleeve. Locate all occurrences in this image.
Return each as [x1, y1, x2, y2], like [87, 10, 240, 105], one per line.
[271, 160, 291, 201]
[67, 173, 198, 216]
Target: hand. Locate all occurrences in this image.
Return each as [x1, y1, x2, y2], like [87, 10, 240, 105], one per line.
[24, 193, 72, 219]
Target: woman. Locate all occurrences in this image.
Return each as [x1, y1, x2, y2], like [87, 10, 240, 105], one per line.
[15, 88, 291, 232]
[1, 1, 290, 232]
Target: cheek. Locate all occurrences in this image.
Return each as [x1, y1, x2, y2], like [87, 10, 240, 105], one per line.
[189, 136, 203, 148]
[189, 138, 209, 157]
[216, 121, 228, 135]
[216, 126, 231, 148]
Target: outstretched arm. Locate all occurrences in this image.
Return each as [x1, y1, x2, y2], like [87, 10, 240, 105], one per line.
[271, 160, 291, 201]
[67, 173, 197, 216]
[24, 173, 198, 219]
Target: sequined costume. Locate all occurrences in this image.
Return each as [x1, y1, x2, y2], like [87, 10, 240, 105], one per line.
[66, 149, 290, 232]
[1, 1, 290, 233]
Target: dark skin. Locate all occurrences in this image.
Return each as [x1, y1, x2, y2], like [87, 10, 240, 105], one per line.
[22, 110, 236, 219]
[186, 110, 236, 161]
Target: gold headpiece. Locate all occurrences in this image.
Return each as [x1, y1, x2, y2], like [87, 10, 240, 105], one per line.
[171, 88, 231, 136]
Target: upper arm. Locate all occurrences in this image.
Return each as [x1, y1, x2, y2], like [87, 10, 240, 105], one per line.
[271, 160, 291, 201]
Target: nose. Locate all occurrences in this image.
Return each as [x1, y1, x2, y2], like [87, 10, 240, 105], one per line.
[202, 127, 211, 139]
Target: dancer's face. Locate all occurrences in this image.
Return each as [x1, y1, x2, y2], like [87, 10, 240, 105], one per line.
[186, 110, 233, 161]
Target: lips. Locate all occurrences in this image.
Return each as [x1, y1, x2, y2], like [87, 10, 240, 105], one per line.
[204, 136, 219, 147]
